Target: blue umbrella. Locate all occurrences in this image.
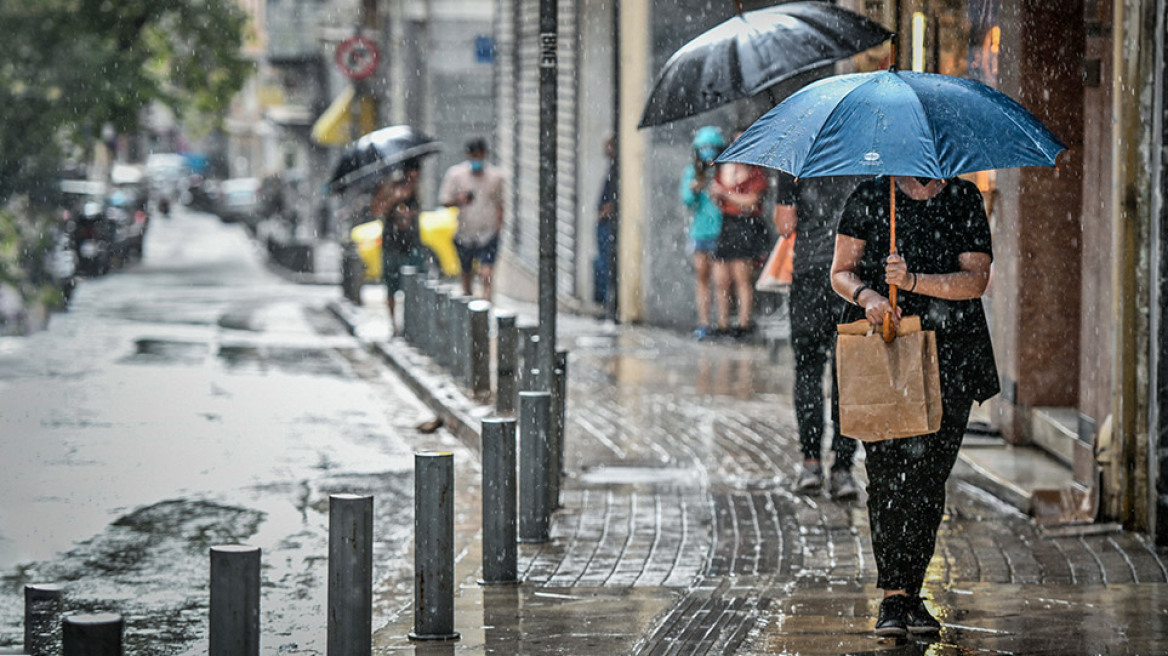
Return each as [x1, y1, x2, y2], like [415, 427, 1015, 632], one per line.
[716, 69, 1066, 178]
[717, 69, 1066, 342]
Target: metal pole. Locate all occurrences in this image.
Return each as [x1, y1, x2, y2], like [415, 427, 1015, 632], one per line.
[496, 312, 518, 414]
[24, 583, 63, 656]
[328, 494, 373, 655]
[549, 349, 568, 509]
[209, 545, 260, 656]
[518, 391, 552, 543]
[401, 266, 418, 344]
[451, 295, 471, 384]
[537, 0, 558, 392]
[410, 452, 460, 641]
[424, 280, 440, 357]
[469, 300, 492, 398]
[520, 327, 540, 392]
[434, 287, 452, 370]
[62, 614, 122, 656]
[480, 418, 519, 584]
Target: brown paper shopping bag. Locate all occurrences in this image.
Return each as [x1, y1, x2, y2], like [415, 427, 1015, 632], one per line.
[835, 316, 943, 442]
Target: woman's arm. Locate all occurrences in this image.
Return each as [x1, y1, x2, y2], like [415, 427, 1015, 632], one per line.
[884, 252, 990, 300]
[831, 234, 899, 326]
[773, 204, 796, 238]
[710, 183, 762, 212]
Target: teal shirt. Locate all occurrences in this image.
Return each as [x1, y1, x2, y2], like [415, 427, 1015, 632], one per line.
[679, 164, 722, 242]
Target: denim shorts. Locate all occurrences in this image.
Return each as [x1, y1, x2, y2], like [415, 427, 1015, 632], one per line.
[455, 235, 499, 271]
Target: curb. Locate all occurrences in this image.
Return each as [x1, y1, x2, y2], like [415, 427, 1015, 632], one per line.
[326, 300, 487, 452]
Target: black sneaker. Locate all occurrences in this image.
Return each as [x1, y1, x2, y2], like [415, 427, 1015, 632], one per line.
[875, 594, 911, 637]
[905, 595, 942, 634]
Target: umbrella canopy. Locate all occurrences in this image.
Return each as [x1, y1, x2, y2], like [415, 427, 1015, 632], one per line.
[716, 69, 1066, 178]
[638, 1, 891, 128]
[327, 125, 442, 194]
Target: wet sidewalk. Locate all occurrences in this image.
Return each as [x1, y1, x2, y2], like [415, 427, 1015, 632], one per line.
[329, 287, 1168, 655]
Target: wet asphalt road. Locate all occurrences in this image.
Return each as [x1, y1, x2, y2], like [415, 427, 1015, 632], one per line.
[0, 207, 466, 653]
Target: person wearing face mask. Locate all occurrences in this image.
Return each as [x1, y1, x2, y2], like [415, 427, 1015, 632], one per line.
[679, 126, 726, 340]
[440, 138, 506, 300]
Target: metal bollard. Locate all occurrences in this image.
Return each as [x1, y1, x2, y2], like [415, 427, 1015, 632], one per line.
[469, 301, 491, 398]
[450, 295, 471, 384]
[480, 417, 520, 584]
[410, 452, 460, 641]
[401, 266, 418, 344]
[433, 287, 451, 369]
[495, 312, 518, 414]
[519, 327, 540, 392]
[209, 545, 260, 656]
[549, 349, 569, 509]
[62, 614, 122, 656]
[423, 281, 441, 358]
[328, 494, 373, 655]
[24, 583, 63, 656]
[518, 391, 552, 543]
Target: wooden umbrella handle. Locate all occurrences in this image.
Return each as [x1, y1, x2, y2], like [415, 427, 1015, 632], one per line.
[882, 176, 898, 343]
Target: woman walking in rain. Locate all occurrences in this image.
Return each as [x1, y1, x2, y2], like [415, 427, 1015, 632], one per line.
[830, 175, 999, 637]
[709, 132, 769, 339]
[679, 126, 725, 340]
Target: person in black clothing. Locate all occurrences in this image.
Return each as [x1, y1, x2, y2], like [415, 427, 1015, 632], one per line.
[830, 175, 998, 638]
[773, 172, 860, 500]
[377, 164, 424, 337]
[594, 135, 618, 319]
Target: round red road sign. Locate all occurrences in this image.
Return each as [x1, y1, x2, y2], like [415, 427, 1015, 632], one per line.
[335, 35, 380, 81]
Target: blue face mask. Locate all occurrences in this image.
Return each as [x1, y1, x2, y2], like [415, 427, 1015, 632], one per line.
[469, 159, 484, 174]
[698, 147, 719, 163]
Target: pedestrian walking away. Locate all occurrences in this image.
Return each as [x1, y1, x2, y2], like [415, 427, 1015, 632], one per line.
[593, 135, 618, 318]
[709, 133, 769, 339]
[378, 162, 426, 337]
[830, 175, 999, 638]
[440, 137, 506, 301]
[679, 126, 725, 340]
[773, 171, 860, 499]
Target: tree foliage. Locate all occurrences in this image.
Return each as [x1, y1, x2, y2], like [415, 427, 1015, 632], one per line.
[0, 0, 252, 202]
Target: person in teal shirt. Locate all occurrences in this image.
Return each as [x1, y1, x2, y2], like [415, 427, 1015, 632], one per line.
[680, 126, 726, 340]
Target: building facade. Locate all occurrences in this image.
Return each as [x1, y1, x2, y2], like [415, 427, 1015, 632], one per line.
[491, 0, 1168, 542]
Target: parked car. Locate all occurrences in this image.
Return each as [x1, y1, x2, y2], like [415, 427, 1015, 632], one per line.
[217, 177, 260, 226]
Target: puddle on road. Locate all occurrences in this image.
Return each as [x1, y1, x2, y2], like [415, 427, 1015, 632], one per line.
[123, 339, 210, 365]
[217, 345, 352, 377]
[0, 499, 264, 652]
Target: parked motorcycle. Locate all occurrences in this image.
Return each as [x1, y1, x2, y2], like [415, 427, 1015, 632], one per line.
[72, 201, 113, 276]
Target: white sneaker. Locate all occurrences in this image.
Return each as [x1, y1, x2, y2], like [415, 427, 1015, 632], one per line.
[795, 463, 823, 494]
[830, 469, 860, 501]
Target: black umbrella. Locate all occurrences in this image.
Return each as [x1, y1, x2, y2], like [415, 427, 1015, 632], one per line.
[327, 125, 443, 194]
[638, 1, 892, 128]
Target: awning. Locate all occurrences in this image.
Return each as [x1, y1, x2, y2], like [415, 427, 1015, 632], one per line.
[311, 85, 378, 146]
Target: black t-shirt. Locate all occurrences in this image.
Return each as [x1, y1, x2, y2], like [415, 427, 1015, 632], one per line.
[774, 173, 862, 272]
[382, 197, 421, 254]
[837, 177, 1000, 403]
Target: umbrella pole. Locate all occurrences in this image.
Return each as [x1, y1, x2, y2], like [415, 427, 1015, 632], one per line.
[882, 176, 898, 343]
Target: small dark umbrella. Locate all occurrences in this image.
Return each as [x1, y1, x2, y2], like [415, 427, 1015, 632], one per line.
[327, 125, 442, 194]
[638, 1, 891, 128]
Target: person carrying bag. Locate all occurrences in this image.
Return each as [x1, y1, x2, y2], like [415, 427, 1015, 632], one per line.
[830, 175, 999, 637]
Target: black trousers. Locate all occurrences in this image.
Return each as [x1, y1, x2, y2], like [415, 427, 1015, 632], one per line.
[790, 269, 855, 471]
[863, 396, 972, 593]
